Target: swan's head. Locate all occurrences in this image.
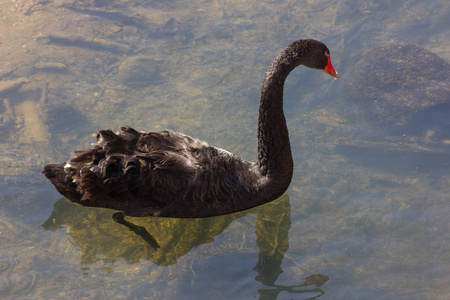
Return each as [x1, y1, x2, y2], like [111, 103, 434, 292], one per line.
[291, 39, 339, 79]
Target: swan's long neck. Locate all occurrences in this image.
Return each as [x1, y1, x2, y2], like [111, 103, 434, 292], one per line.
[257, 47, 302, 189]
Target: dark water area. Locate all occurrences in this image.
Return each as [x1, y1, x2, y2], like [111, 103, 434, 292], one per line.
[1, 0, 449, 299]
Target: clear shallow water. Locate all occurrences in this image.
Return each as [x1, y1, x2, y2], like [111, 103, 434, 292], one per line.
[1, 0, 449, 299]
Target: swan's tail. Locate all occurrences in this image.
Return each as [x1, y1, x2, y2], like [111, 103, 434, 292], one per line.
[43, 163, 65, 182]
[43, 163, 81, 201]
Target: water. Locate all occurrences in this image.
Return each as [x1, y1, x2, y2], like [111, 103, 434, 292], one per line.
[1, 0, 449, 299]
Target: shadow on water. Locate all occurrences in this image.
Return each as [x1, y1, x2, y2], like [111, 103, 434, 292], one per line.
[256, 273, 329, 300]
[335, 143, 450, 177]
[42, 194, 329, 299]
[334, 102, 450, 178]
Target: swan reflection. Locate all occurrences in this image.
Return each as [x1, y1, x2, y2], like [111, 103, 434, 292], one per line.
[43, 195, 290, 265]
[43, 194, 328, 298]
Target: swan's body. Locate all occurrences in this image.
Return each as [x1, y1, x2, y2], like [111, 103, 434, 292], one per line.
[44, 39, 338, 219]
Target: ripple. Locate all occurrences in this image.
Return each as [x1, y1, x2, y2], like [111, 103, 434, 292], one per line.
[0, 271, 39, 296]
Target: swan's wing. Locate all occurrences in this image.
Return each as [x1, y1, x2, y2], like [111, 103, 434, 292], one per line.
[46, 127, 205, 208]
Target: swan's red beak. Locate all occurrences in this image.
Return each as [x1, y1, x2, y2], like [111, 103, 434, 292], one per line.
[322, 52, 339, 79]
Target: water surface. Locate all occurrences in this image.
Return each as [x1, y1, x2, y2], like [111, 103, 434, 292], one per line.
[1, 0, 449, 299]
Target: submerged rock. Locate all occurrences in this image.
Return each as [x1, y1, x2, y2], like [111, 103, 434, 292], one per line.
[33, 61, 68, 73]
[342, 44, 450, 126]
[0, 78, 28, 96]
[117, 56, 163, 87]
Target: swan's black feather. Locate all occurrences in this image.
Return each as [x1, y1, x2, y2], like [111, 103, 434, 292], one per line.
[44, 126, 260, 217]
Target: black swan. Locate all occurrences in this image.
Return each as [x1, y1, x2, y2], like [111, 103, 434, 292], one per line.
[43, 39, 338, 247]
